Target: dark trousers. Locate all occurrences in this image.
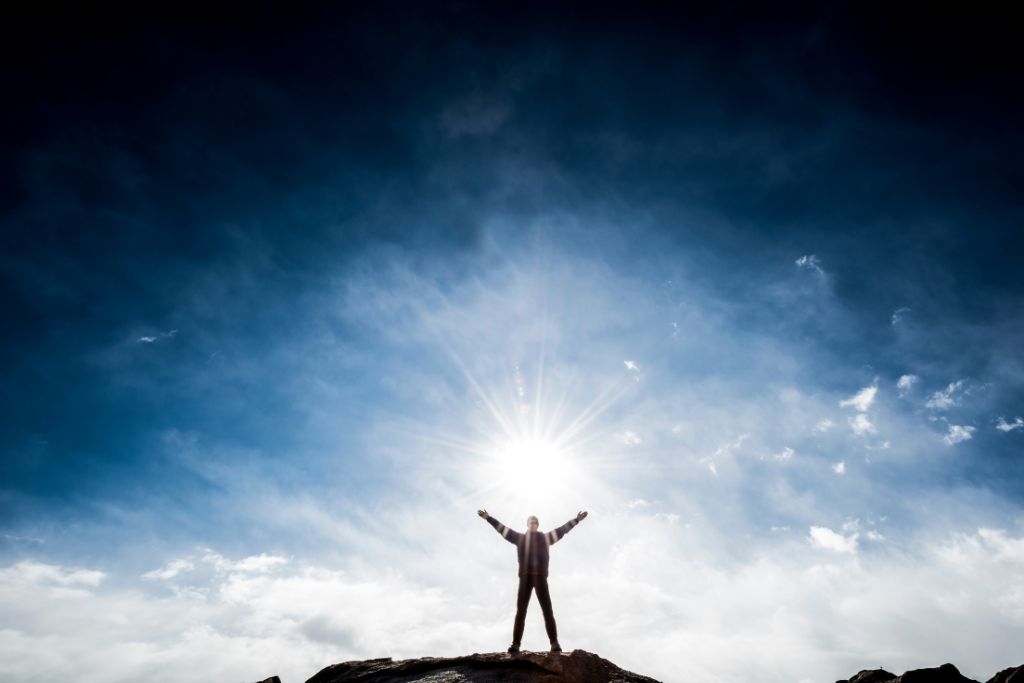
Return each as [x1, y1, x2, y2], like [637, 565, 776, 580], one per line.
[512, 574, 558, 646]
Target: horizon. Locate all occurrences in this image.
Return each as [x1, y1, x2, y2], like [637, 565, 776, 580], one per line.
[2, 4, 1023, 683]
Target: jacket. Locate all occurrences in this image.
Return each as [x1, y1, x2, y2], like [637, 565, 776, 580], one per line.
[486, 515, 580, 577]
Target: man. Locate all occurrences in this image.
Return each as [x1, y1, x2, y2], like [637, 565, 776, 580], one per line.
[478, 508, 588, 655]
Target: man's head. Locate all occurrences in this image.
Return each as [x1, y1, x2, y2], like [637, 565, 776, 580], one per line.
[527, 515, 539, 532]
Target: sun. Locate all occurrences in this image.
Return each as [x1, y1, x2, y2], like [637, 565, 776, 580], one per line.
[474, 435, 581, 511]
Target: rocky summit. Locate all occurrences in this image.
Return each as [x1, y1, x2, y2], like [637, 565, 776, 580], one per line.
[302, 649, 660, 683]
[253, 658, 1024, 683]
[838, 663, 1024, 683]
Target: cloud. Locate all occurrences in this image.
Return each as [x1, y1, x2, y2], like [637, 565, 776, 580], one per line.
[814, 419, 833, 432]
[808, 525, 858, 553]
[622, 431, 642, 446]
[891, 307, 911, 325]
[995, 417, 1024, 433]
[701, 435, 748, 476]
[6, 521, 1024, 683]
[832, 461, 846, 475]
[897, 374, 919, 397]
[839, 384, 877, 412]
[136, 329, 178, 344]
[1, 533, 44, 544]
[0, 561, 105, 589]
[623, 360, 641, 382]
[926, 380, 967, 410]
[143, 559, 196, 581]
[773, 447, 794, 462]
[943, 425, 976, 446]
[849, 413, 876, 436]
[794, 254, 825, 275]
[202, 551, 289, 574]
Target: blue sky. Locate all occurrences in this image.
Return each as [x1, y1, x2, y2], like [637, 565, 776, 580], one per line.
[2, 4, 1023, 682]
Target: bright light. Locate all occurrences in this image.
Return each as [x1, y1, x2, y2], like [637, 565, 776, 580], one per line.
[484, 437, 577, 508]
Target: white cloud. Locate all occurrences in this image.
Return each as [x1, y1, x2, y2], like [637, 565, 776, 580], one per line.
[943, 425, 976, 446]
[849, 413, 876, 436]
[995, 417, 1024, 433]
[701, 435, 748, 476]
[774, 447, 794, 462]
[1, 534, 44, 544]
[626, 499, 649, 509]
[926, 380, 967, 410]
[143, 559, 195, 581]
[6, 523, 1024, 683]
[201, 551, 289, 575]
[622, 431, 642, 446]
[814, 419, 833, 432]
[794, 254, 825, 275]
[623, 360, 639, 372]
[808, 526, 858, 554]
[891, 307, 911, 325]
[2, 561, 105, 588]
[832, 461, 845, 475]
[839, 384, 877, 412]
[897, 374, 919, 397]
[136, 330, 177, 344]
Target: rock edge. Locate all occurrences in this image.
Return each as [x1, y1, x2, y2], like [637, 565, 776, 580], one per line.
[303, 649, 662, 683]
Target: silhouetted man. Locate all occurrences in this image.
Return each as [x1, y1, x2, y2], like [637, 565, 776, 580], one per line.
[478, 509, 588, 655]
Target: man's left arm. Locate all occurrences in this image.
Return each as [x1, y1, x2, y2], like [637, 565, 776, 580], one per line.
[546, 510, 587, 545]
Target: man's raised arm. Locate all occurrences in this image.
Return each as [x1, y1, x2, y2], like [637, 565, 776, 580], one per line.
[478, 509, 521, 544]
[545, 510, 587, 546]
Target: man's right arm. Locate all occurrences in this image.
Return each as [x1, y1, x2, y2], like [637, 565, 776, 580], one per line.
[478, 510, 521, 544]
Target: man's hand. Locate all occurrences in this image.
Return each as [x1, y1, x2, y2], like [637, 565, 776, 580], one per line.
[478, 509, 489, 519]
[576, 510, 588, 522]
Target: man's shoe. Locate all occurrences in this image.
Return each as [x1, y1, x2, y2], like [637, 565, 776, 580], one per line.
[550, 641, 562, 653]
[507, 644, 521, 656]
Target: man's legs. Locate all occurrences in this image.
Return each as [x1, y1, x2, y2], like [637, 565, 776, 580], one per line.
[533, 576, 559, 649]
[510, 575, 533, 650]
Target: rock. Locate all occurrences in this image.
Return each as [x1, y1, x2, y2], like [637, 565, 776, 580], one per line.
[988, 666, 1024, 683]
[895, 663, 979, 683]
[837, 668, 898, 683]
[839, 664, 1024, 683]
[254, 678, 281, 683]
[304, 649, 661, 683]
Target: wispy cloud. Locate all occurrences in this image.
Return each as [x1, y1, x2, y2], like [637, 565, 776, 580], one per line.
[943, 425, 976, 446]
[1, 533, 45, 544]
[896, 374, 919, 397]
[773, 447, 794, 462]
[623, 360, 641, 382]
[621, 431, 642, 446]
[891, 307, 911, 325]
[142, 558, 196, 581]
[832, 461, 846, 475]
[808, 525, 858, 553]
[995, 417, 1024, 433]
[839, 384, 877, 412]
[136, 329, 178, 344]
[926, 380, 967, 410]
[0, 560, 105, 588]
[849, 413, 876, 436]
[794, 254, 825, 276]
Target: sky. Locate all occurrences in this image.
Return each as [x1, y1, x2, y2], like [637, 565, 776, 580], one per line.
[1, 4, 1023, 683]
